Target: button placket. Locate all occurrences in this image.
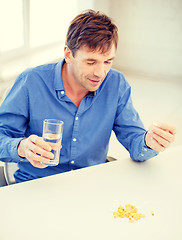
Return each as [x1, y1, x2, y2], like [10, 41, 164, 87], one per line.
[70, 113, 80, 168]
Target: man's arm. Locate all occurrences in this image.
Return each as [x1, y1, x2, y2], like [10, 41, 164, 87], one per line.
[0, 72, 55, 168]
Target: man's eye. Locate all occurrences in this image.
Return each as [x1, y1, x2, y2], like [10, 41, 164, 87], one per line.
[105, 61, 111, 65]
[87, 62, 95, 65]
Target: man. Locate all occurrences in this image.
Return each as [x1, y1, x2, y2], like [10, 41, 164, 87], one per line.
[0, 10, 176, 183]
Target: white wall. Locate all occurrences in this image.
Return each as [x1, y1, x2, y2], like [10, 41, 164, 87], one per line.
[78, 0, 109, 14]
[93, 0, 110, 14]
[77, 0, 94, 12]
[107, 0, 182, 81]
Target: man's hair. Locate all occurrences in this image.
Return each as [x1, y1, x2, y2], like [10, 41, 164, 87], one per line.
[65, 9, 118, 56]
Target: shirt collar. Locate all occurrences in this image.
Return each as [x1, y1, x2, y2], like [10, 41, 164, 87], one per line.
[54, 59, 65, 91]
[87, 91, 96, 97]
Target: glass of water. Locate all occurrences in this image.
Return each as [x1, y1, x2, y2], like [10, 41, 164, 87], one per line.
[42, 119, 64, 166]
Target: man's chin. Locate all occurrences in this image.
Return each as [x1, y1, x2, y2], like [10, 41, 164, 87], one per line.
[87, 79, 102, 90]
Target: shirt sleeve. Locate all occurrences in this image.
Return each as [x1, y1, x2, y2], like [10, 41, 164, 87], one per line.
[113, 75, 158, 161]
[0, 72, 29, 163]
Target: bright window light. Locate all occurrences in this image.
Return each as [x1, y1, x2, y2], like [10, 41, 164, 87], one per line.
[0, 0, 24, 52]
[30, 0, 77, 48]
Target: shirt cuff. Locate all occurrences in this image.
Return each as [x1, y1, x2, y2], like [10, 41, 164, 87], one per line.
[136, 136, 159, 161]
[130, 132, 159, 162]
[9, 138, 28, 163]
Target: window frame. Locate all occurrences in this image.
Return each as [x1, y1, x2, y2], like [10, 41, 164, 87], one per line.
[0, 0, 65, 62]
[0, 0, 76, 84]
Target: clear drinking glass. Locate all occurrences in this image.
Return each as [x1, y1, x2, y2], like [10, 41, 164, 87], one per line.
[42, 119, 64, 166]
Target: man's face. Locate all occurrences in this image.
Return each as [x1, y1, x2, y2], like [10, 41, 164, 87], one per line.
[68, 44, 116, 92]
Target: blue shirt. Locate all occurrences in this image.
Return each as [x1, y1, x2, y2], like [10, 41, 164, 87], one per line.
[0, 59, 158, 182]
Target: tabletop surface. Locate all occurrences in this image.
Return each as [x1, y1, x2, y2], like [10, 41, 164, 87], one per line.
[0, 145, 182, 240]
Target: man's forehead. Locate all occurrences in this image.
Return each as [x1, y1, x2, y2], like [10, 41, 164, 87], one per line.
[79, 44, 116, 59]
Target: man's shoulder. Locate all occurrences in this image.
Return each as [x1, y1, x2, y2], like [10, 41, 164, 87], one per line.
[98, 68, 131, 99]
[107, 68, 126, 83]
[20, 62, 58, 78]
[16, 62, 59, 87]
[106, 68, 129, 90]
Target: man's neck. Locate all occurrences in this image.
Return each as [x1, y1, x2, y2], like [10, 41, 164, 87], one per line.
[62, 62, 88, 108]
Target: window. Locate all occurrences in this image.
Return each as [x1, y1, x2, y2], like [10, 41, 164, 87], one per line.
[0, 0, 24, 52]
[30, 0, 77, 48]
[0, 0, 78, 82]
[0, 0, 77, 53]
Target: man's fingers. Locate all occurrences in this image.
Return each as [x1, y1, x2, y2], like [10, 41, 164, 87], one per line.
[145, 121, 176, 152]
[150, 131, 170, 148]
[145, 132, 166, 152]
[26, 150, 51, 164]
[30, 135, 52, 151]
[151, 127, 175, 143]
[149, 137, 166, 152]
[49, 142, 62, 151]
[18, 135, 56, 167]
[29, 159, 49, 169]
[28, 141, 54, 159]
[153, 122, 176, 135]
[18, 134, 62, 168]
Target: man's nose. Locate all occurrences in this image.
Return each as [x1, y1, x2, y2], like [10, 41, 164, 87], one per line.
[93, 65, 106, 78]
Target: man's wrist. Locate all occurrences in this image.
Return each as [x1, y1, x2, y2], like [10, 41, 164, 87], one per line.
[17, 138, 26, 158]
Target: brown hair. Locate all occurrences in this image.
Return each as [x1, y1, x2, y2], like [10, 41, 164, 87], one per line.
[65, 9, 118, 56]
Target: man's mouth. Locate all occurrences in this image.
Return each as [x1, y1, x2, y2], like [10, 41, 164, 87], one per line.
[88, 78, 101, 84]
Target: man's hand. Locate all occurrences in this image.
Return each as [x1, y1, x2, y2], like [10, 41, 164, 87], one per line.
[145, 123, 176, 152]
[17, 135, 55, 168]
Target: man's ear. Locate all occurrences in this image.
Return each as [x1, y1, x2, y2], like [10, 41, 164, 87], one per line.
[64, 45, 73, 63]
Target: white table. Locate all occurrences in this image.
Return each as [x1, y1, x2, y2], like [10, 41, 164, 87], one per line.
[0, 146, 182, 240]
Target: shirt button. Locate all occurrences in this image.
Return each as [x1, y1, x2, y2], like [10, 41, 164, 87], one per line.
[75, 117, 79, 120]
[71, 161, 74, 164]
[140, 153, 144, 157]
[144, 148, 147, 152]
[61, 90, 64, 95]
[73, 138, 77, 142]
